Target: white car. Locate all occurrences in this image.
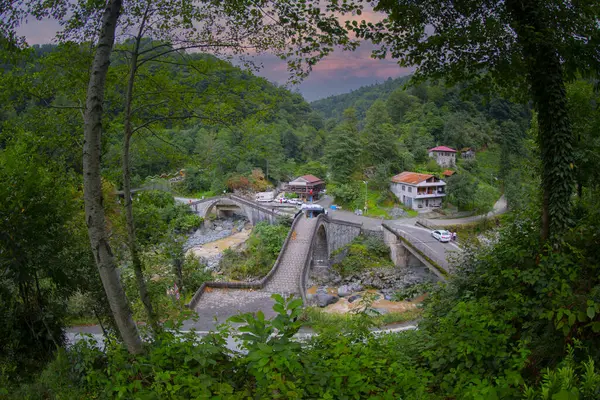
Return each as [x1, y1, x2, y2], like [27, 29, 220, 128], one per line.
[432, 229, 452, 243]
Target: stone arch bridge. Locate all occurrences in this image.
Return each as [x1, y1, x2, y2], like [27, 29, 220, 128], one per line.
[188, 194, 288, 225]
[186, 204, 452, 314]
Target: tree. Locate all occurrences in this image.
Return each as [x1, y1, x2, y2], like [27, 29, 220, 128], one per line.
[5, 0, 363, 353]
[326, 108, 361, 183]
[446, 173, 478, 210]
[362, 100, 398, 167]
[386, 89, 420, 124]
[347, 0, 600, 241]
[0, 144, 98, 378]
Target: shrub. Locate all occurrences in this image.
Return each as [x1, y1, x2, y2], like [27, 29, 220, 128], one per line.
[332, 235, 393, 278]
[329, 183, 359, 206]
[219, 222, 289, 280]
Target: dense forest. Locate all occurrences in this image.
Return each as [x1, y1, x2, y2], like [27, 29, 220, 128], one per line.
[2, 0, 600, 398]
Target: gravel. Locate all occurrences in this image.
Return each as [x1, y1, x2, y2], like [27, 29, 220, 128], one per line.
[184, 217, 247, 251]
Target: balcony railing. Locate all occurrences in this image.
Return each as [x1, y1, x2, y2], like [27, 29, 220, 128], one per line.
[416, 192, 446, 198]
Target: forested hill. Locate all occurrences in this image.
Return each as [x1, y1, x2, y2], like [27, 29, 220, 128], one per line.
[310, 75, 531, 153]
[1, 43, 323, 190]
[311, 75, 410, 120]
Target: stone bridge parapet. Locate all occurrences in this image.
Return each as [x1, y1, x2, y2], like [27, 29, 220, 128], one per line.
[381, 223, 449, 279]
[188, 194, 289, 225]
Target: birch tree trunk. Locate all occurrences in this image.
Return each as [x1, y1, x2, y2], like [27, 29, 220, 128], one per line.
[83, 0, 144, 354]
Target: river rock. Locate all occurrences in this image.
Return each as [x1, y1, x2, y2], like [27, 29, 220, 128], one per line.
[338, 283, 363, 297]
[316, 292, 338, 307]
[348, 294, 361, 303]
[337, 285, 352, 297]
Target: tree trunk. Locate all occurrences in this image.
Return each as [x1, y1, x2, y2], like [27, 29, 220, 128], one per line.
[506, 0, 574, 242]
[122, 28, 156, 328]
[83, 0, 143, 354]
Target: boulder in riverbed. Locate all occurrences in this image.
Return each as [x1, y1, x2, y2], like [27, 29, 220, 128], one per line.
[316, 292, 338, 307]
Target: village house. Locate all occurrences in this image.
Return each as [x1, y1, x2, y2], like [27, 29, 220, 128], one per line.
[461, 147, 476, 159]
[390, 171, 446, 210]
[428, 145, 456, 167]
[442, 170, 455, 178]
[286, 174, 326, 201]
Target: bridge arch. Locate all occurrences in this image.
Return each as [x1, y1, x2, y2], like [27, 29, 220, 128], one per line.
[188, 195, 283, 225]
[204, 198, 251, 222]
[312, 222, 329, 267]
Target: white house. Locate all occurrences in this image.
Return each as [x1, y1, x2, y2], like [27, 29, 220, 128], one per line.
[390, 172, 446, 210]
[428, 146, 456, 167]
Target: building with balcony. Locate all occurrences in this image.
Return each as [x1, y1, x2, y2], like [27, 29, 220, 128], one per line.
[286, 174, 326, 201]
[429, 145, 456, 167]
[390, 171, 446, 210]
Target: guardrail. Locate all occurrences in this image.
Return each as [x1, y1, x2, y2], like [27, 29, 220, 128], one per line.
[188, 194, 290, 219]
[381, 223, 449, 279]
[186, 211, 302, 310]
[416, 217, 439, 230]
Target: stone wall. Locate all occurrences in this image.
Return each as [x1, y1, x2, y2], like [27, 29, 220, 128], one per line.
[326, 220, 362, 253]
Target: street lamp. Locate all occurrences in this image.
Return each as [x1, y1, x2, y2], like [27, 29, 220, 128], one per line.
[363, 180, 368, 215]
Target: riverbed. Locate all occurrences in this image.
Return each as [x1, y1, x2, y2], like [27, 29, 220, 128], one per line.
[187, 229, 251, 260]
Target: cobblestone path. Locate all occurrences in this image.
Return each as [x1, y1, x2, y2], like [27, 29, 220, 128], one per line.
[263, 216, 317, 294]
[193, 216, 317, 324]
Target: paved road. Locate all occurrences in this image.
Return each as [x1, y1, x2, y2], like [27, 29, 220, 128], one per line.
[314, 195, 460, 270]
[425, 195, 507, 226]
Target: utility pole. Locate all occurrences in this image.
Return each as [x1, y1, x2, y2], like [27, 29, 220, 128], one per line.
[363, 180, 368, 215]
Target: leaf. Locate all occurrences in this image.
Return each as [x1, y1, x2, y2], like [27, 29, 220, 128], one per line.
[271, 293, 285, 304]
[288, 298, 303, 310]
[586, 307, 596, 319]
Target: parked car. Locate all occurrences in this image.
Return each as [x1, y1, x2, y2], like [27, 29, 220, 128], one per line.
[431, 229, 452, 243]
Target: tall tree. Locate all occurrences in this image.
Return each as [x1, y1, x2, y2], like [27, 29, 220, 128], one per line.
[346, 0, 600, 241]
[362, 100, 398, 167]
[326, 108, 361, 182]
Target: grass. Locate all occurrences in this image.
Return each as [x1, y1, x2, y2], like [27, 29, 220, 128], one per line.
[300, 306, 422, 332]
[335, 186, 416, 219]
[192, 190, 216, 199]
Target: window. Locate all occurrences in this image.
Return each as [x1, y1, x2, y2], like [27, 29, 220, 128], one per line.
[408, 187, 412, 193]
[402, 185, 406, 191]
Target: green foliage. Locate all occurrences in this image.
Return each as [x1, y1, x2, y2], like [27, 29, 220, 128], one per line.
[219, 222, 289, 280]
[332, 235, 393, 278]
[132, 191, 202, 246]
[393, 282, 435, 301]
[446, 173, 478, 210]
[325, 108, 361, 183]
[328, 182, 359, 206]
[0, 144, 99, 383]
[300, 306, 422, 332]
[523, 346, 600, 400]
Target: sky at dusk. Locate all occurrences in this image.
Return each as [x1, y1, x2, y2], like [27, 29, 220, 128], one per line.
[16, 14, 413, 102]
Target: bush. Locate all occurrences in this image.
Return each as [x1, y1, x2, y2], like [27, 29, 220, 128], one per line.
[219, 222, 289, 280]
[329, 183, 359, 206]
[182, 166, 212, 193]
[332, 235, 393, 278]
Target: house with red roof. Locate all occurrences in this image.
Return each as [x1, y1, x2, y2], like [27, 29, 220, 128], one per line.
[286, 174, 326, 201]
[428, 145, 456, 167]
[390, 171, 446, 210]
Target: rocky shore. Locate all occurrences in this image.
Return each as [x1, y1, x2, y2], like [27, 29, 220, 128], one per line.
[185, 216, 250, 271]
[307, 263, 439, 307]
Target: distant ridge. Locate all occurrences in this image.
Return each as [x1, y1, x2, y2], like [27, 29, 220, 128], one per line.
[310, 75, 412, 120]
